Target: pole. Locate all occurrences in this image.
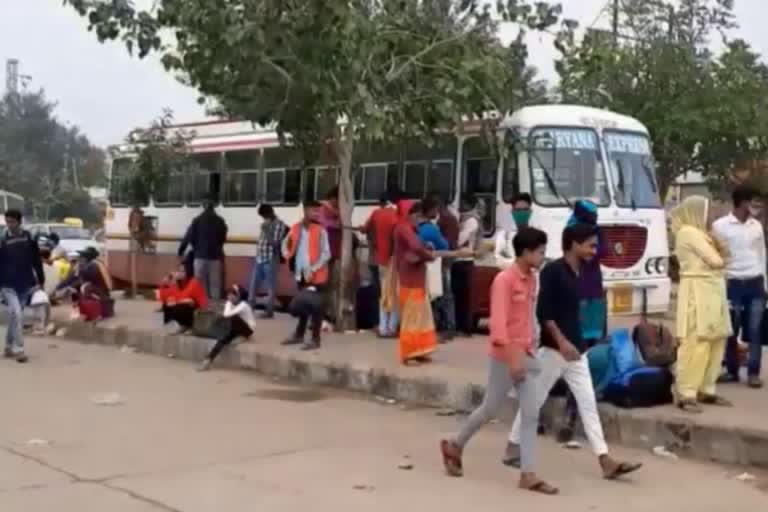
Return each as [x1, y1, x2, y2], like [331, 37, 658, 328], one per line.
[612, 0, 620, 45]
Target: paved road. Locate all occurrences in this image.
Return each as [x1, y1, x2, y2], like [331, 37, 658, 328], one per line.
[0, 337, 765, 511]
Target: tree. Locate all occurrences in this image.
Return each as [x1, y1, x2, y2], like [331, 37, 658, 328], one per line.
[556, 0, 768, 198]
[66, 0, 566, 328]
[110, 110, 191, 296]
[0, 89, 108, 222]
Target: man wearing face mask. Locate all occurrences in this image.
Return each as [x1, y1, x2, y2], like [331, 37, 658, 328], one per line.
[712, 185, 767, 389]
[495, 193, 533, 268]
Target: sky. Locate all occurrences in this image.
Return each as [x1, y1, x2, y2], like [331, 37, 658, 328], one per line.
[1, 0, 767, 148]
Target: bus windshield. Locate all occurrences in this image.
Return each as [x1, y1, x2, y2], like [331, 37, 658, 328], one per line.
[529, 128, 610, 207]
[605, 131, 661, 209]
[51, 226, 91, 240]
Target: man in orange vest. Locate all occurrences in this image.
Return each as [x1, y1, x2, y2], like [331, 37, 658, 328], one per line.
[281, 201, 331, 351]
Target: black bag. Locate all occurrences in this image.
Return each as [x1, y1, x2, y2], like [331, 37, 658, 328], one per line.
[603, 367, 674, 408]
[633, 288, 677, 367]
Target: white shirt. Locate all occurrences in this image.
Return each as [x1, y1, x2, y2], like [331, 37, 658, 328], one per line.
[712, 213, 767, 280]
[223, 301, 257, 331]
[457, 216, 480, 261]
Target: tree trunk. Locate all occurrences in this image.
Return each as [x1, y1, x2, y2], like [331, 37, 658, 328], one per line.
[335, 135, 356, 332]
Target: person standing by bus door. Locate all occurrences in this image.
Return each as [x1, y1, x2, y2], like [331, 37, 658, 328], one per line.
[0, 209, 45, 363]
[249, 204, 287, 318]
[178, 198, 228, 301]
[712, 186, 767, 389]
[453, 195, 482, 336]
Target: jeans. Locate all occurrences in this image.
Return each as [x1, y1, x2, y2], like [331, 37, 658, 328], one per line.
[451, 260, 475, 334]
[206, 315, 253, 363]
[432, 262, 456, 334]
[248, 259, 278, 314]
[377, 265, 399, 336]
[457, 357, 541, 472]
[194, 258, 223, 301]
[2, 287, 32, 355]
[725, 276, 766, 378]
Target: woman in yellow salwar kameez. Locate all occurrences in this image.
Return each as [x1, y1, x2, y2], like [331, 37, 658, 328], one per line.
[671, 196, 733, 413]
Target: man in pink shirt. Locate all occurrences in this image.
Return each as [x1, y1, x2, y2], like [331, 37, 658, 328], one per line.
[440, 227, 558, 495]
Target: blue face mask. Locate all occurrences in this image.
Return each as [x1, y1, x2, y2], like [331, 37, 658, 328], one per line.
[512, 210, 532, 228]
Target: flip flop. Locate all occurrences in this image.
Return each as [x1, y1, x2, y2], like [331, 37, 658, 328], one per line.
[697, 394, 733, 407]
[604, 461, 643, 480]
[521, 479, 559, 495]
[677, 400, 703, 414]
[440, 439, 463, 477]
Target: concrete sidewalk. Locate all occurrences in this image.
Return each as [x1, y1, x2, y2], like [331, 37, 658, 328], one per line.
[37, 299, 768, 469]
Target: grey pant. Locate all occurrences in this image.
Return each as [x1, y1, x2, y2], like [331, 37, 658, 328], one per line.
[1, 287, 31, 354]
[194, 258, 223, 301]
[456, 356, 541, 472]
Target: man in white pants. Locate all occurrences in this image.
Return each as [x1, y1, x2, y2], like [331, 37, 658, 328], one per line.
[503, 223, 642, 480]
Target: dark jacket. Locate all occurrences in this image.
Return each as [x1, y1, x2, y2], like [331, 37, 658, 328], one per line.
[178, 210, 228, 260]
[0, 229, 44, 293]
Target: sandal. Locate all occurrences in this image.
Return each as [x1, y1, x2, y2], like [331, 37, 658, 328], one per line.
[520, 479, 559, 495]
[676, 399, 703, 414]
[697, 394, 733, 407]
[604, 461, 643, 480]
[440, 439, 463, 477]
[748, 376, 764, 389]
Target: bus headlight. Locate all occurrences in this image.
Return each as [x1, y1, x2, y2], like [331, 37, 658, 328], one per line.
[644, 257, 668, 275]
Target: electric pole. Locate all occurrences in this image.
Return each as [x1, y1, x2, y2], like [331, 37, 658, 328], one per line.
[5, 59, 19, 95]
[612, 0, 620, 45]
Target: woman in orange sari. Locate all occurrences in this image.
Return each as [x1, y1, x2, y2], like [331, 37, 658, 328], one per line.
[394, 202, 471, 365]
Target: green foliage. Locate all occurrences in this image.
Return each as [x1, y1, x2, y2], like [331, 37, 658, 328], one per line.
[556, 0, 768, 198]
[117, 109, 192, 206]
[0, 90, 107, 222]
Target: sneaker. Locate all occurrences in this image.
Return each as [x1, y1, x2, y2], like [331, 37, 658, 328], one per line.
[197, 359, 212, 372]
[4, 347, 14, 359]
[15, 353, 28, 364]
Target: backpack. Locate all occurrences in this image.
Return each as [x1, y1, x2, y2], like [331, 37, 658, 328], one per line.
[603, 366, 674, 408]
[633, 321, 677, 367]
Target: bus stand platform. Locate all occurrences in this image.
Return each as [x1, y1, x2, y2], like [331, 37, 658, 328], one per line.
[28, 299, 768, 469]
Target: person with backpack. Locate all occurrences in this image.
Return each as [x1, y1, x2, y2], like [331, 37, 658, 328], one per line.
[248, 204, 287, 318]
[0, 209, 45, 363]
[503, 224, 642, 480]
[672, 196, 732, 413]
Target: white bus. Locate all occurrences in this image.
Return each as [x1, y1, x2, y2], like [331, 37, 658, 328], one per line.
[106, 105, 670, 317]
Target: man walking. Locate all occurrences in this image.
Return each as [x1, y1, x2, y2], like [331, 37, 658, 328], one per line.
[0, 209, 45, 363]
[712, 186, 767, 388]
[249, 204, 286, 318]
[178, 197, 228, 301]
[503, 224, 642, 480]
[441, 228, 558, 495]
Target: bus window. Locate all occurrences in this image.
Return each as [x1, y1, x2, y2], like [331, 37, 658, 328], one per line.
[353, 142, 400, 203]
[187, 152, 222, 204]
[462, 136, 497, 235]
[303, 168, 317, 203]
[265, 170, 286, 203]
[429, 160, 454, 203]
[403, 161, 427, 198]
[224, 150, 261, 205]
[285, 168, 302, 203]
[110, 157, 140, 206]
[154, 172, 185, 205]
[316, 167, 338, 200]
[501, 148, 519, 203]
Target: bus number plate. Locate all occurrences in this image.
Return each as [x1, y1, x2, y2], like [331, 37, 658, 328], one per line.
[610, 287, 633, 314]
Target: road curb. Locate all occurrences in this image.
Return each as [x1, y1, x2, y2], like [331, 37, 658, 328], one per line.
[41, 319, 768, 468]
